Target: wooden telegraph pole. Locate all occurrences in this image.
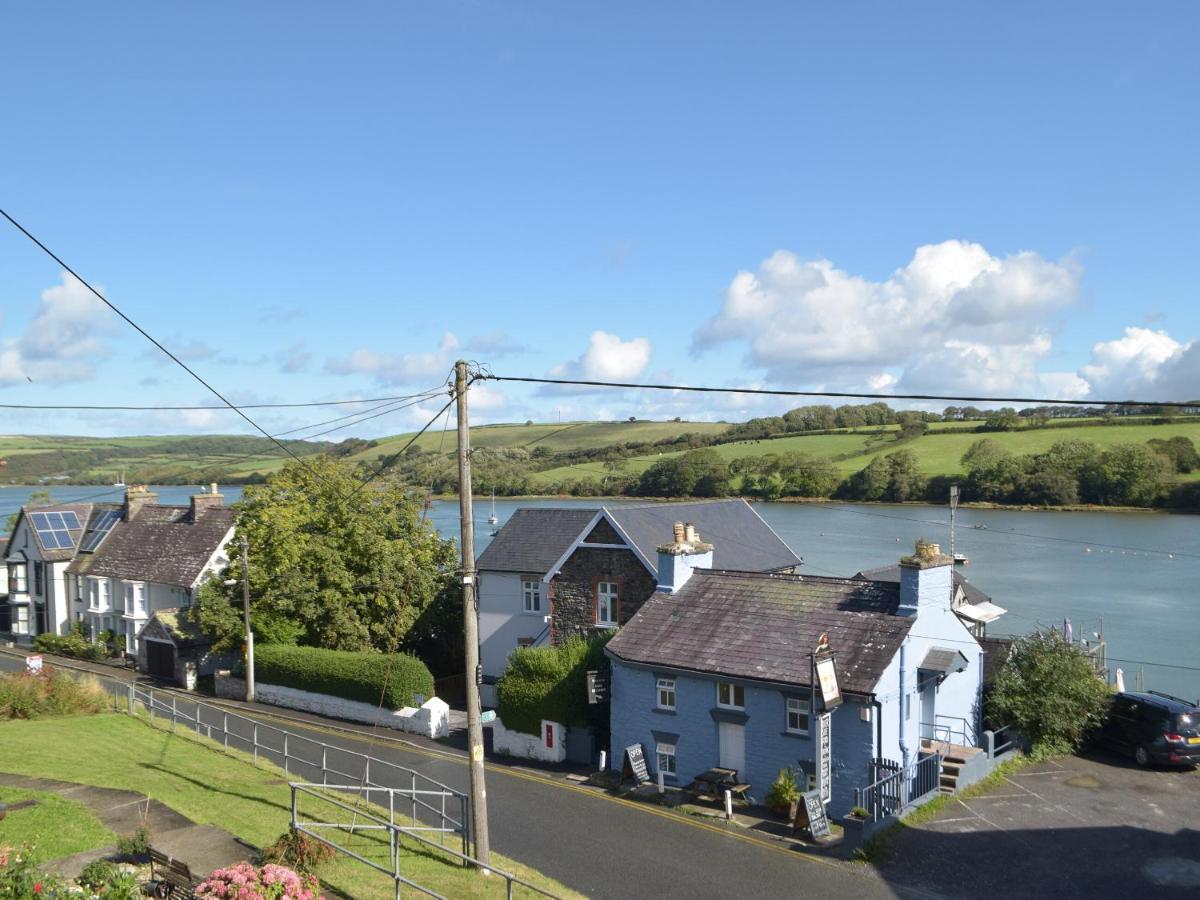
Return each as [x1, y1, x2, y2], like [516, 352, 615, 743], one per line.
[455, 360, 491, 866]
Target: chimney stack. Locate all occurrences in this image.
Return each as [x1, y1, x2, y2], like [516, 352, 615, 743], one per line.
[898, 539, 952, 617]
[190, 483, 225, 520]
[656, 522, 714, 594]
[123, 485, 158, 521]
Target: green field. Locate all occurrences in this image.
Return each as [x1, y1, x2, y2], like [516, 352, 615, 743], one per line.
[530, 419, 1200, 486]
[0, 785, 114, 862]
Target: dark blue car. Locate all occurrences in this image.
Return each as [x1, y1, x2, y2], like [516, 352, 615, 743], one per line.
[1099, 691, 1200, 768]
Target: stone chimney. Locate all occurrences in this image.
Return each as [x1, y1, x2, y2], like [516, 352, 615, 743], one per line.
[123, 485, 158, 521]
[898, 539, 953, 617]
[190, 483, 224, 521]
[656, 521, 714, 593]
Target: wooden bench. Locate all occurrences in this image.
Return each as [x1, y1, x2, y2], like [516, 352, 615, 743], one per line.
[149, 848, 200, 899]
[687, 768, 753, 805]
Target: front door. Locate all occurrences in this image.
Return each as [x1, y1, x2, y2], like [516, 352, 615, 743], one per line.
[921, 678, 937, 742]
[718, 722, 746, 778]
[146, 640, 174, 678]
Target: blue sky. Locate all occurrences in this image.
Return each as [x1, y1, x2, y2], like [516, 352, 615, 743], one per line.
[1, 2, 1197, 438]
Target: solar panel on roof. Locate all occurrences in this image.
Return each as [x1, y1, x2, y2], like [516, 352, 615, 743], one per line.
[29, 509, 78, 550]
[80, 509, 121, 553]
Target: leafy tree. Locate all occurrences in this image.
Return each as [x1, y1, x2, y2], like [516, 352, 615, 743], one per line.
[1148, 436, 1200, 473]
[986, 629, 1111, 757]
[1015, 470, 1079, 506]
[1080, 443, 1172, 506]
[840, 450, 926, 501]
[637, 448, 729, 497]
[190, 456, 459, 657]
[784, 456, 839, 498]
[961, 439, 1023, 501]
[980, 408, 1021, 431]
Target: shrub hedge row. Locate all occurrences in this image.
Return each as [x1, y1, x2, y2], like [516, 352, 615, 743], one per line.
[33, 631, 106, 662]
[496, 634, 612, 736]
[255, 644, 434, 711]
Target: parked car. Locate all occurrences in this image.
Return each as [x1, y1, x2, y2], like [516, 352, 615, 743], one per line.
[1098, 691, 1200, 768]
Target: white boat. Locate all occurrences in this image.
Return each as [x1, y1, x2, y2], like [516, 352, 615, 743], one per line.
[953, 553, 969, 565]
[487, 490, 498, 527]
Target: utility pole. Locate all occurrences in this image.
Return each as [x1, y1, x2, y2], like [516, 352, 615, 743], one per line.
[455, 359, 491, 866]
[240, 537, 255, 703]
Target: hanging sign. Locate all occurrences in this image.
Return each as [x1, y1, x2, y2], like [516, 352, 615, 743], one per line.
[816, 713, 832, 804]
[815, 656, 842, 711]
[586, 670, 609, 704]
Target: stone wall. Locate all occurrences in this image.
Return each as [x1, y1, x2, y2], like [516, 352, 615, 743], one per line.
[551, 547, 656, 643]
[213, 672, 450, 738]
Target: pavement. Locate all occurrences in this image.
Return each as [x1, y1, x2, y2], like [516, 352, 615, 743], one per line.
[0, 648, 910, 899]
[873, 752, 1200, 898]
[0, 773, 251, 879]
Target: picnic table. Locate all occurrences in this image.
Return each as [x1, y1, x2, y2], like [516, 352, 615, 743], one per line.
[687, 767, 752, 804]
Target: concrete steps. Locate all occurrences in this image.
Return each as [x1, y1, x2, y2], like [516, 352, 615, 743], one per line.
[921, 740, 982, 795]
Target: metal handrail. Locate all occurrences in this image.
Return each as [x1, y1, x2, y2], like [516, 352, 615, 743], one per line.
[934, 713, 976, 747]
[112, 681, 470, 856]
[292, 782, 562, 899]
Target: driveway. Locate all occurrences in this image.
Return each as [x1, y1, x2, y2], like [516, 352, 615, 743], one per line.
[874, 752, 1200, 898]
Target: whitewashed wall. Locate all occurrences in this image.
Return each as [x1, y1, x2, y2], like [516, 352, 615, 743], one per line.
[490, 716, 566, 763]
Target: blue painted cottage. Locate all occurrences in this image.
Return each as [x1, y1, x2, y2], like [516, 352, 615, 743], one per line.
[605, 535, 983, 817]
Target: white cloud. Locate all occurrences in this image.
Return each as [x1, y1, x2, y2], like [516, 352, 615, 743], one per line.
[0, 272, 115, 386]
[277, 341, 312, 373]
[549, 330, 652, 383]
[693, 241, 1082, 396]
[1078, 327, 1200, 401]
[325, 332, 461, 385]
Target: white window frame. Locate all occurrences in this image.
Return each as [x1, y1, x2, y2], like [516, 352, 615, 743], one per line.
[9, 563, 28, 594]
[786, 697, 810, 735]
[717, 681, 745, 710]
[596, 581, 619, 628]
[656, 677, 676, 711]
[88, 578, 100, 610]
[521, 578, 542, 614]
[98, 579, 110, 611]
[14, 603, 29, 635]
[656, 742, 677, 778]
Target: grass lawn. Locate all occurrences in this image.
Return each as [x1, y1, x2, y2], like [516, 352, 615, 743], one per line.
[0, 785, 114, 863]
[0, 714, 578, 899]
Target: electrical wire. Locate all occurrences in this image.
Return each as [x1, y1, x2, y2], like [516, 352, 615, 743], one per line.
[0, 391, 449, 411]
[484, 373, 1200, 409]
[0, 208, 315, 477]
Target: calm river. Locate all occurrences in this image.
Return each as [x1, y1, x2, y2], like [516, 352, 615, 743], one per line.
[5, 486, 1197, 700]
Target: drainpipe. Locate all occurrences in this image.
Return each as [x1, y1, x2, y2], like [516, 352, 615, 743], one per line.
[873, 697, 884, 759]
[898, 639, 910, 773]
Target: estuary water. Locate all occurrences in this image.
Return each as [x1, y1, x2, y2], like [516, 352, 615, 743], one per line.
[4, 485, 1197, 700]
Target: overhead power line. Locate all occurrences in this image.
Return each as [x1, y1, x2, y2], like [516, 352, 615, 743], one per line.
[483, 374, 1200, 409]
[0, 207, 312, 472]
[0, 390, 446, 412]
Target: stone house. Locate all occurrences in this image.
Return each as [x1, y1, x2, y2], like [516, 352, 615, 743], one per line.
[606, 538, 984, 818]
[475, 499, 800, 705]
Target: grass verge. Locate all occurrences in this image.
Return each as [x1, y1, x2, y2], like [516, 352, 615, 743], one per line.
[0, 713, 579, 899]
[0, 785, 115, 862]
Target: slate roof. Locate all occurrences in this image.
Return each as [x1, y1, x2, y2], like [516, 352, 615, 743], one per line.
[855, 564, 992, 607]
[606, 569, 914, 695]
[67, 505, 235, 589]
[477, 499, 800, 576]
[476, 507, 600, 574]
[607, 500, 800, 573]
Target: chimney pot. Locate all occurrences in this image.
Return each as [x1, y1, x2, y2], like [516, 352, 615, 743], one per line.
[673, 522, 685, 543]
[684, 523, 696, 544]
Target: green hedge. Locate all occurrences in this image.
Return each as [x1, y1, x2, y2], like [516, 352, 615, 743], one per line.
[33, 632, 106, 662]
[255, 644, 434, 711]
[496, 634, 612, 736]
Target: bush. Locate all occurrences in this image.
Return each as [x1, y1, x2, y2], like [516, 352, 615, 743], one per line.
[986, 629, 1112, 757]
[764, 767, 802, 812]
[196, 862, 320, 899]
[262, 828, 335, 874]
[496, 634, 612, 736]
[78, 859, 116, 890]
[0, 670, 108, 719]
[115, 825, 151, 863]
[254, 644, 434, 710]
[0, 844, 66, 898]
[33, 631, 106, 662]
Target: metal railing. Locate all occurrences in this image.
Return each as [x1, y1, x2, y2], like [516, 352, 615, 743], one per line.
[985, 725, 1016, 759]
[855, 752, 943, 823]
[291, 782, 561, 900]
[110, 682, 470, 859]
